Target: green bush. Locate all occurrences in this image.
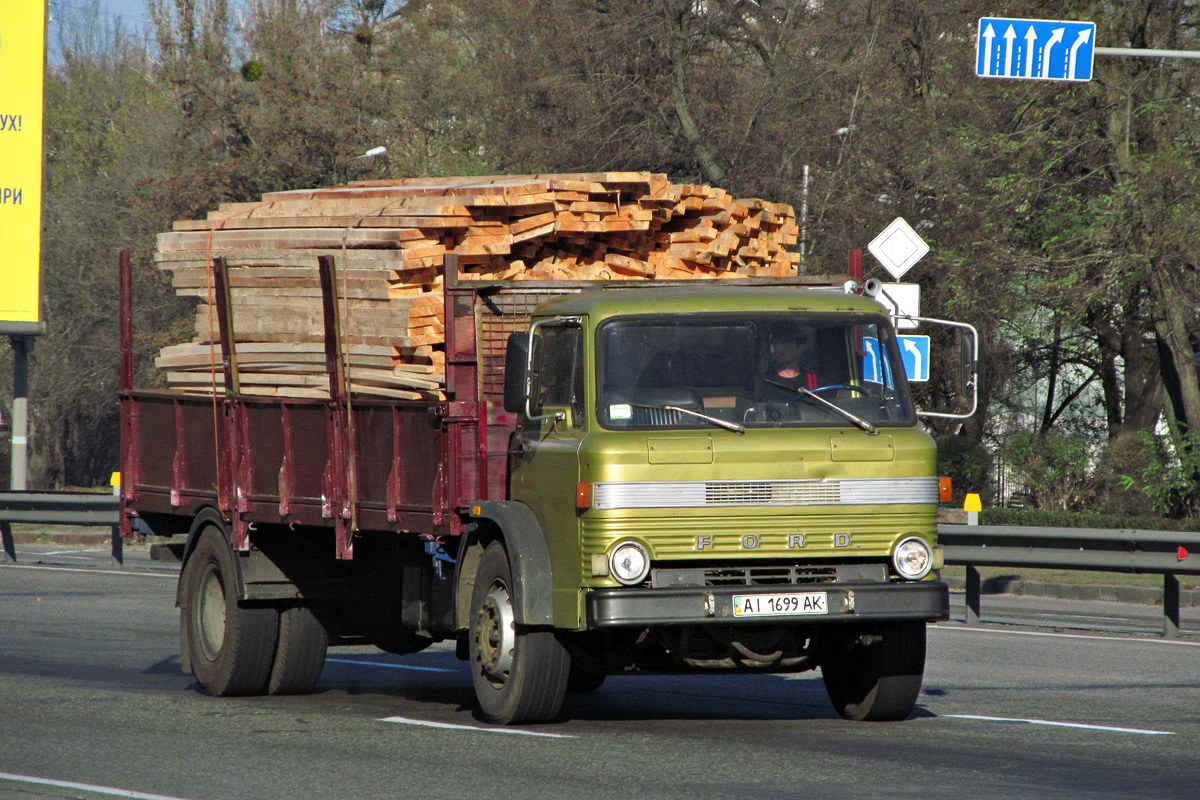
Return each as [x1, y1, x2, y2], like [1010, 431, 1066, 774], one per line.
[1115, 424, 1200, 519]
[1093, 432, 1158, 518]
[935, 434, 991, 506]
[997, 431, 1097, 511]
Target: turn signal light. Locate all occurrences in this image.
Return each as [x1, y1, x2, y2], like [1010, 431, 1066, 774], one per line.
[938, 476, 953, 503]
[576, 481, 592, 510]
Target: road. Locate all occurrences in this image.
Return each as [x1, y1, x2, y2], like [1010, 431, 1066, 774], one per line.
[2, 545, 1199, 799]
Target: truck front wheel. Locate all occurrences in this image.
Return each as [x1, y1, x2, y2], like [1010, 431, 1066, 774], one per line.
[182, 526, 279, 696]
[468, 541, 569, 724]
[819, 621, 926, 721]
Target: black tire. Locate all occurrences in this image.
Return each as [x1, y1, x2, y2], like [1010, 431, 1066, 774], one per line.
[820, 621, 926, 721]
[267, 606, 328, 695]
[181, 526, 279, 697]
[468, 541, 570, 724]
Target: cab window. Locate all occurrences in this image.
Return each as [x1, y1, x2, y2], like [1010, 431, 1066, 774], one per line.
[533, 325, 585, 427]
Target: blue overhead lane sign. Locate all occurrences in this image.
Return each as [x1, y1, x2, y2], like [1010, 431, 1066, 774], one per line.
[977, 17, 1096, 82]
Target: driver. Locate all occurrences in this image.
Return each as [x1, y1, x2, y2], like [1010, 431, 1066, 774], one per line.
[761, 324, 819, 401]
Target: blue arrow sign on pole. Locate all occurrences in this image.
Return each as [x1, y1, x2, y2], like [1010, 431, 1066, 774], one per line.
[899, 336, 930, 383]
[977, 17, 1096, 82]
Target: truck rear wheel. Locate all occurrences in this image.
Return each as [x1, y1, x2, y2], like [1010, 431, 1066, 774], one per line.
[267, 606, 328, 695]
[820, 621, 926, 721]
[468, 541, 570, 724]
[182, 526, 279, 696]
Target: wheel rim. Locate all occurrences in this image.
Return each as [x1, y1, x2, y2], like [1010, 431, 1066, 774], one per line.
[196, 563, 227, 662]
[476, 581, 515, 686]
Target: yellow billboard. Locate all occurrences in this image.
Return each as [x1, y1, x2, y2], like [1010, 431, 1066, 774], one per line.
[0, 0, 45, 326]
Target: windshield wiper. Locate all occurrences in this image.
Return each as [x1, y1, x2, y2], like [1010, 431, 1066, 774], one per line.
[762, 379, 878, 436]
[631, 404, 746, 435]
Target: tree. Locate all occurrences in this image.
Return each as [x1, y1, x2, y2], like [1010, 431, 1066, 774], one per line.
[3, 17, 189, 488]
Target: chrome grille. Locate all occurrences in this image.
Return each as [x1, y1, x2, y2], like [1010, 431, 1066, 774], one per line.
[704, 481, 842, 505]
[593, 477, 938, 510]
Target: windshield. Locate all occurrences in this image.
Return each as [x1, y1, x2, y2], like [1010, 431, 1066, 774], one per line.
[596, 313, 915, 430]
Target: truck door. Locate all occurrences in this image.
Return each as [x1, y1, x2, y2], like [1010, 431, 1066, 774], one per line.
[509, 321, 587, 615]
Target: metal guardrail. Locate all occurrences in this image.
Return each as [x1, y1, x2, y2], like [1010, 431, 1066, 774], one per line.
[939, 523, 1200, 638]
[0, 491, 123, 567]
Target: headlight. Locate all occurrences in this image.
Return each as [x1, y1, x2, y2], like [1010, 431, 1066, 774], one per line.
[893, 537, 934, 580]
[609, 541, 650, 586]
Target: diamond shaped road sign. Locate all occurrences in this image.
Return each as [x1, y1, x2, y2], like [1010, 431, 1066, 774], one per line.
[867, 217, 928, 280]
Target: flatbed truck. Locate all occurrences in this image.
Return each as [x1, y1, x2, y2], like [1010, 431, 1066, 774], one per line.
[118, 252, 975, 724]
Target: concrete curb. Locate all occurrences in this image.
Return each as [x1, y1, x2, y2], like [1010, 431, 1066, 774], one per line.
[944, 575, 1200, 608]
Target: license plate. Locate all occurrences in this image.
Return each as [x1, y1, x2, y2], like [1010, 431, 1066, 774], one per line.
[733, 592, 828, 617]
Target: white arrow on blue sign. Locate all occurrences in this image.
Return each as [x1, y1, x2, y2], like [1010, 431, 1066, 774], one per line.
[899, 336, 930, 383]
[862, 338, 883, 384]
[977, 17, 1096, 82]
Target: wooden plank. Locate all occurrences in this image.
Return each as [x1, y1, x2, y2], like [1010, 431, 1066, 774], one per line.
[174, 218, 439, 235]
[156, 249, 409, 268]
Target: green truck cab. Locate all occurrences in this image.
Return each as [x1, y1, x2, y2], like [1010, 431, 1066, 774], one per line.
[471, 285, 958, 723]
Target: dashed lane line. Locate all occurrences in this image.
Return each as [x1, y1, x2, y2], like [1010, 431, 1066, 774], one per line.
[0, 563, 174, 577]
[0, 771, 193, 800]
[943, 714, 1174, 736]
[381, 716, 576, 738]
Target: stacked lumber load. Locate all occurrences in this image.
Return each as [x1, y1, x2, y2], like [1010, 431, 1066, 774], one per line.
[153, 172, 802, 400]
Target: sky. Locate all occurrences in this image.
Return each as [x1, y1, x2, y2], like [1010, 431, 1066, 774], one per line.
[48, 0, 157, 42]
[43, 0, 252, 60]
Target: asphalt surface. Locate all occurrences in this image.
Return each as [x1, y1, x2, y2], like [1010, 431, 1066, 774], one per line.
[2, 543, 1199, 799]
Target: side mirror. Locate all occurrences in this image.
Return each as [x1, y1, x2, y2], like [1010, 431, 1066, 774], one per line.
[912, 316, 980, 420]
[962, 329, 983, 400]
[503, 332, 529, 414]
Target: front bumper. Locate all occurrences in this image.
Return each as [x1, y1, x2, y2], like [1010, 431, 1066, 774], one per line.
[586, 580, 949, 628]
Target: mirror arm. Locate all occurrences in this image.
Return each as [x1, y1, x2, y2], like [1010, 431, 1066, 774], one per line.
[905, 316, 980, 421]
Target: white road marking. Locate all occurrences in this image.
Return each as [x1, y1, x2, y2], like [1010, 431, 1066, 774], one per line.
[326, 657, 454, 673]
[944, 714, 1174, 736]
[933, 624, 1200, 647]
[0, 563, 173, 578]
[0, 771, 192, 800]
[381, 716, 575, 738]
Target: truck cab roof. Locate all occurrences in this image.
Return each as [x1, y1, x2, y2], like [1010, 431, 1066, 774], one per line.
[533, 284, 890, 322]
